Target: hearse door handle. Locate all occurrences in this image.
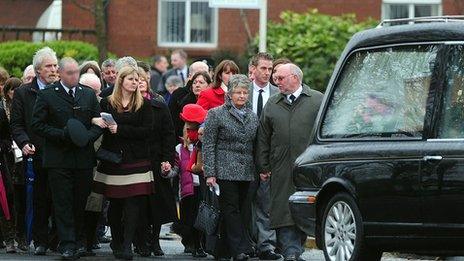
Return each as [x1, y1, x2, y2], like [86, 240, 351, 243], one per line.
[423, 155, 443, 162]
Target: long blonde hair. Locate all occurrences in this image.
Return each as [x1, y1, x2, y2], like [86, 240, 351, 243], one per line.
[109, 66, 144, 112]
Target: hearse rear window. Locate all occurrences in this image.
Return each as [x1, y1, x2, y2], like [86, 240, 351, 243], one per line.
[438, 45, 464, 138]
[321, 45, 438, 139]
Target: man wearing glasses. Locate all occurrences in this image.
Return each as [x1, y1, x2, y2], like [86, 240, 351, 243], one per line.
[255, 63, 323, 261]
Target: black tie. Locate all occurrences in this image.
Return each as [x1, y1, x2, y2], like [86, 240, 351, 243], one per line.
[178, 69, 185, 85]
[68, 88, 74, 98]
[289, 94, 296, 104]
[257, 89, 263, 118]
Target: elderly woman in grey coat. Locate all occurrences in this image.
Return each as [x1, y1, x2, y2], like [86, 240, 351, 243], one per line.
[203, 74, 258, 261]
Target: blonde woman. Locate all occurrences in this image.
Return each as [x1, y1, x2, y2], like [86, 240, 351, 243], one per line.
[92, 66, 154, 260]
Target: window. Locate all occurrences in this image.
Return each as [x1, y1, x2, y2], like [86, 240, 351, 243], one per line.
[438, 45, 464, 138]
[158, 0, 218, 47]
[321, 45, 439, 139]
[382, 0, 442, 21]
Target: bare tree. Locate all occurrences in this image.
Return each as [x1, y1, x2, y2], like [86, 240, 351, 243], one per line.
[69, 0, 108, 64]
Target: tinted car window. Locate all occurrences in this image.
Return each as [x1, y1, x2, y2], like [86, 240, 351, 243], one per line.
[321, 45, 438, 139]
[439, 45, 464, 138]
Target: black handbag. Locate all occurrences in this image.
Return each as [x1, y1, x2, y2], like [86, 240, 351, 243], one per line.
[194, 186, 220, 235]
[96, 148, 122, 164]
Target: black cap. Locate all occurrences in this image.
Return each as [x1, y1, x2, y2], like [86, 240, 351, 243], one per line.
[66, 118, 89, 147]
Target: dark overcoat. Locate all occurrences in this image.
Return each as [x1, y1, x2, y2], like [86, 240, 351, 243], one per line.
[31, 82, 102, 169]
[148, 98, 177, 224]
[10, 77, 45, 157]
[255, 85, 323, 228]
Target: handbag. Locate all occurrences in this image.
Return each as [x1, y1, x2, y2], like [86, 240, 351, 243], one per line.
[194, 186, 220, 235]
[96, 148, 122, 164]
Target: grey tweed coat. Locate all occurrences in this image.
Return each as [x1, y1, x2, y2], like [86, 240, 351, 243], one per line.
[203, 97, 258, 181]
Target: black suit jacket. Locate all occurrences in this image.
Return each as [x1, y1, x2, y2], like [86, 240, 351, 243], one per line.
[10, 77, 45, 158]
[99, 85, 114, 98]
[31, 82, 102, 169]
[150, 68, 164, 95]
[162, 67, 188, 88]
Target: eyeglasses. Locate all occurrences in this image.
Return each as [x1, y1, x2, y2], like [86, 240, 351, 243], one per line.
[231, 90, 249, 96]
[273, 74, 294, 82]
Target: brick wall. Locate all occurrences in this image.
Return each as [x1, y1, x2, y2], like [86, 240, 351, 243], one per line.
[20, 0, 464, 59]
[0, 0, 52, 42]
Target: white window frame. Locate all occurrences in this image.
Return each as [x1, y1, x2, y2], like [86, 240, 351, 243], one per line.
[381, 0, 442, 20]
[157, 0, 218, 48]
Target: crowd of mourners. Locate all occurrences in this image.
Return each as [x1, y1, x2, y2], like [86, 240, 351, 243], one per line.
[0, 47, 322, 261]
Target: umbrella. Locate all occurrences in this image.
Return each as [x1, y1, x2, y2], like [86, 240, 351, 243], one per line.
[0, 170, 11, 220]
[25, 157, 35, 245]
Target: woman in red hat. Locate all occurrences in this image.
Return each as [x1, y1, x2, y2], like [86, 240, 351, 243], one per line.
[161, 103, 207, 258]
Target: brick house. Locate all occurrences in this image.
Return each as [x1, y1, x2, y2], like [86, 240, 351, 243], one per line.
[1, 0, 463, 59]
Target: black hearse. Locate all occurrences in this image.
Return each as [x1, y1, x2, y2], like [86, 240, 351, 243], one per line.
[289, 16, 464, 261]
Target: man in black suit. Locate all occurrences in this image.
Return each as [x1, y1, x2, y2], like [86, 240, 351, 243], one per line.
[10, 46, 58, 256]
[150, 55, 169, 95]
[247, 52, 282, 261]
[31, 57, 102, 260]
[162, 49, 188, 88]
[101, 58, 116, 90]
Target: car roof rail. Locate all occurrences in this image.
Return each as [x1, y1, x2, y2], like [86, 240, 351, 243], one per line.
[377, 15, 464, 28]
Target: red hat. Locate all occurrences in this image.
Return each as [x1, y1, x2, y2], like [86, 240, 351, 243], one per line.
[180, 104, 207, 124]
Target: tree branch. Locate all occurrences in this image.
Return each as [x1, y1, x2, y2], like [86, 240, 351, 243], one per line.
[69, 0, 95, 14]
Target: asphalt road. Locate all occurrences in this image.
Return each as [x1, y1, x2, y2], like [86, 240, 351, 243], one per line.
[0, 225, 462, 260]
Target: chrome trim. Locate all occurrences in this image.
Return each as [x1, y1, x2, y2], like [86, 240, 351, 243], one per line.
[378, 15, 464, 27]
[289, 191, 319, 204]
[427, 138, 464, 142]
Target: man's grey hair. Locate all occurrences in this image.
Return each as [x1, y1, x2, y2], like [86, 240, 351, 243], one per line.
[289, 63, 303, 83]
[58, 57, 78, 71]
[79, 73, 101, 89]
[32, 46, 57, 72]
[227, 74, 251, 93]
[165, 75, 183, 88]
[22, 64, 35, 78]
[188, 61, 209, 78]
[101, 58, 116, 69]
[115, 56, 137, 72]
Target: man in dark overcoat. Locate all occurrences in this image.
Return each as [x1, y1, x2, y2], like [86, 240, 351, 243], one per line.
[10, 46, 58, 255]
[31, 57, 102, 260]
[256, 64, 323, 261]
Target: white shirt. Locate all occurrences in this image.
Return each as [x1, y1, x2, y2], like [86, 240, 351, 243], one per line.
[37, 78, 47, 90]
[61, 81, 76, 97]
[287, 85, 303, 103]
[178, 66, 188, 81]
[252, 82, 270, 114]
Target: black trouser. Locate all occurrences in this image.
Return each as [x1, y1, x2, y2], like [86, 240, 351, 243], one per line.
[179, 187, 202, 250]
[13, 184, 25, 243]
[48, 168, 92, 252]
[108, 196, 147, 252]
[218, 180, 253, 257]
[32, 161, 54, 248]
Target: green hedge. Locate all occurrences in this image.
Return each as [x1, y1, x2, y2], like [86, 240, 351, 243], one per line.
[249, 9, 377, 92]
[0, 40, 109, 77]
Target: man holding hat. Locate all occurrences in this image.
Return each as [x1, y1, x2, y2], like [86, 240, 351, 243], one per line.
[31, 57, 102, 260]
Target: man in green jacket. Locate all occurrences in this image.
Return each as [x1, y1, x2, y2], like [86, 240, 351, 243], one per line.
[256, 63, 323, 261]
